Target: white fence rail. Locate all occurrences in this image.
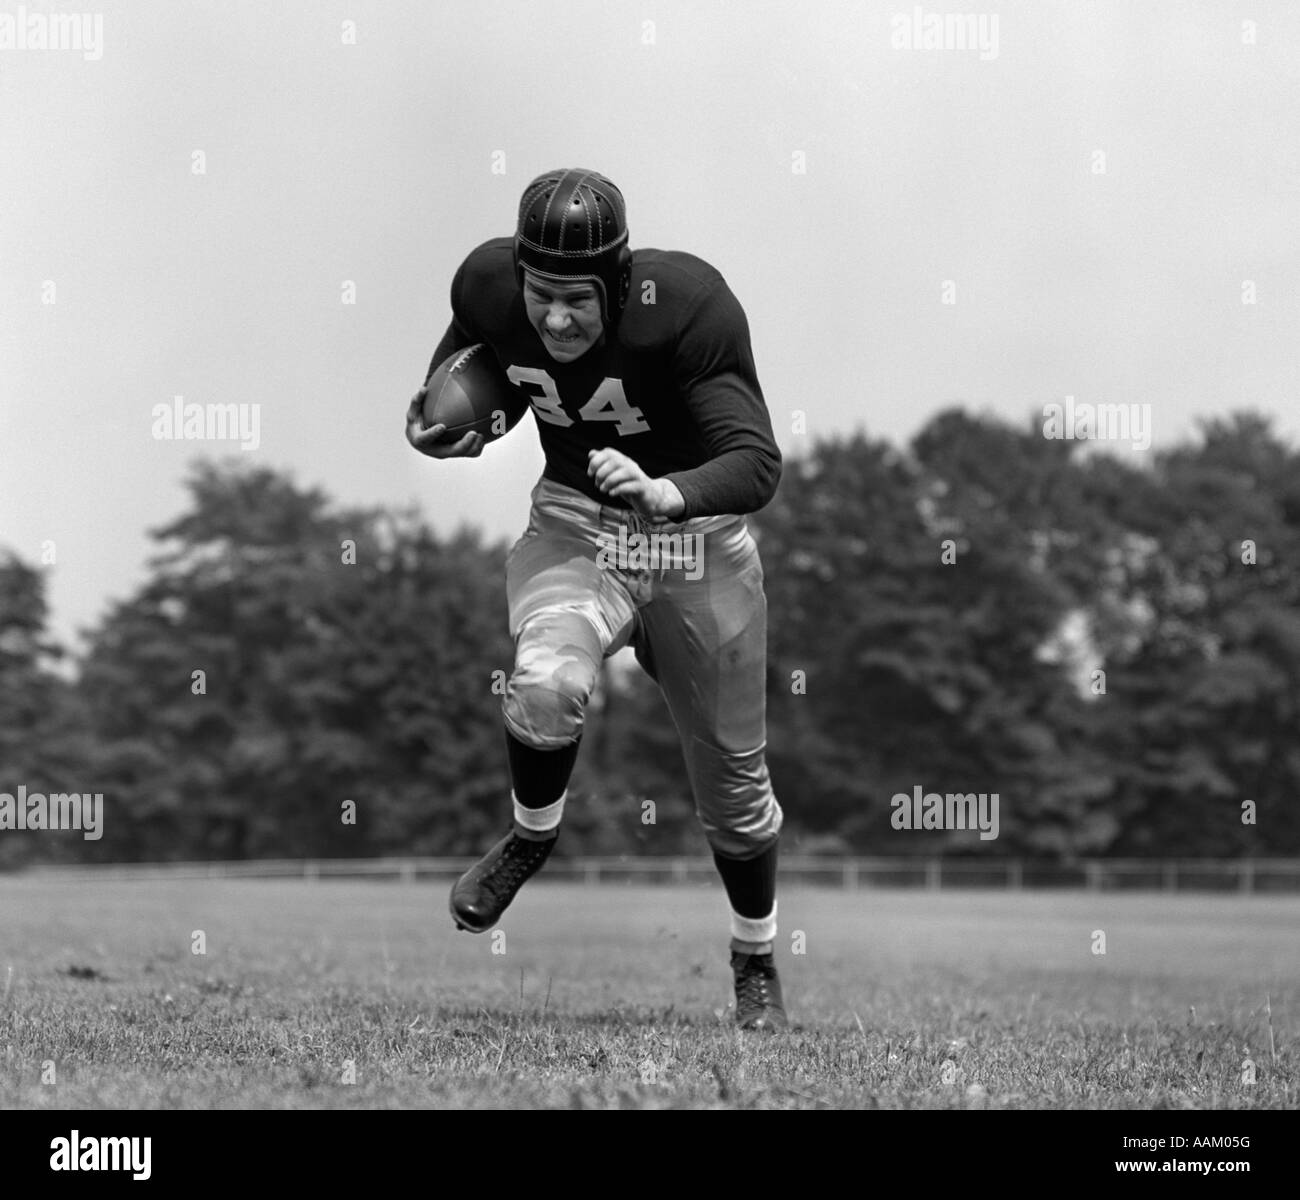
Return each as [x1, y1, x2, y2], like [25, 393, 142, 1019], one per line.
[17, 856, 1300, 893]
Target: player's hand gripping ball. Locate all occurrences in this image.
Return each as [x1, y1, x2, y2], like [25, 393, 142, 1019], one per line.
[406, 344, 530, 459]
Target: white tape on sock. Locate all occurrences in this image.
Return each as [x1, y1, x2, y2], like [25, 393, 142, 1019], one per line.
[513, 789, 566, 834]
[730, 902, 777, 945]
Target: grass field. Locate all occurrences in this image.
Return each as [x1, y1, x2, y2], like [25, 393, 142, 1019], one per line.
[1, 876, 1296, 1109]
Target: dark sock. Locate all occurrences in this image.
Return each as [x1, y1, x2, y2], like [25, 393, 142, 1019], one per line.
[506, 728, 580, 808]
[713, 838, 779, 918]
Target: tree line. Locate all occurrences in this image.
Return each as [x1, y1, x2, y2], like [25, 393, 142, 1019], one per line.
[2, 407, 1296, 865]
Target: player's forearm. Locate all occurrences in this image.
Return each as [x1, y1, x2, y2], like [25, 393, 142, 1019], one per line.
[655, 478, 687, 520]
[663, 445, 782, 520]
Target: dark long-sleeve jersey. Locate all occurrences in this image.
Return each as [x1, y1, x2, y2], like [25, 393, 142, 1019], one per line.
[425, 238, 781, 520]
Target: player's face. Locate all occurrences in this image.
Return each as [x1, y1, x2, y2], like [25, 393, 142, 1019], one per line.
[522, 272, 605, 362]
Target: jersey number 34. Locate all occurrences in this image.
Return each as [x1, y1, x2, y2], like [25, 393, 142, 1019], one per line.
[506, 366, 649, 436]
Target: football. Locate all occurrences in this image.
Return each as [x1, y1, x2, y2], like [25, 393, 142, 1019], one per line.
[421, 344, 530, 444]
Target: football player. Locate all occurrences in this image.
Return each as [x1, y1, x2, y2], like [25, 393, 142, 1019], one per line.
[405, 169, 786, 1030]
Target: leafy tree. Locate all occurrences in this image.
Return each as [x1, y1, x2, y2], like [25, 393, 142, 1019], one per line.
[0, 551, 94, 864]
[1093, 413, 1300, 855]
[78, 460, 514, 859]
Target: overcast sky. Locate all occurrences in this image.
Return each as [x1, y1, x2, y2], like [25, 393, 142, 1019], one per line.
[2, 0, 1297, 650]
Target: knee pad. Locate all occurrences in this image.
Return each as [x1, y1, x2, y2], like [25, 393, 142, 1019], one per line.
[502, 615, 601, 749]
[689, 742, 784, 858]
[701, 805, 783, 859]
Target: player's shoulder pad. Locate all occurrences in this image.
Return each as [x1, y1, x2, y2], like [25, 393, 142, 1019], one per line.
[455, 237, 517, 290]
[629, 248, 725, 298]
[622, 248, 743, 348]
[450, 237, 521, 329]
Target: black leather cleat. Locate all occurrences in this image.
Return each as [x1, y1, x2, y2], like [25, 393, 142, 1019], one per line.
[449, 829, 557, 933]
[731, 950, 788, 1032]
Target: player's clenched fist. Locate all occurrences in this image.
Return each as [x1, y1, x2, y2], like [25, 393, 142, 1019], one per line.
[587, 447, 685, 522]
[405, 387, 485, 459]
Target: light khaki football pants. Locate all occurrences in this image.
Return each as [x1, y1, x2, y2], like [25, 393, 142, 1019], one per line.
[502, 476, 782, 859]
